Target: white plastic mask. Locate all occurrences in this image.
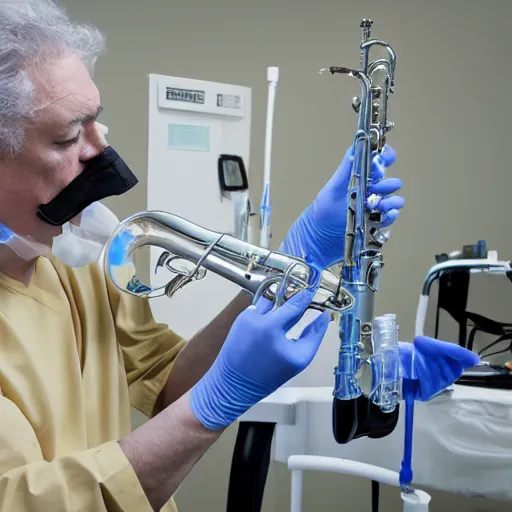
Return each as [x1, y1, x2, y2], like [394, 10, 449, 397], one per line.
[51, 202, 120, 267]
[0, 202, 120, 268]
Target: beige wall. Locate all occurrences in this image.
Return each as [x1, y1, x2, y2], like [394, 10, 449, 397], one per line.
[64, 0, 512, 510]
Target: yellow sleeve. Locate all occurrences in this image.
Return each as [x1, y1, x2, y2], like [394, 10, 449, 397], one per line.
[105, 267, 187, 418]
[0, 395, 153, 512]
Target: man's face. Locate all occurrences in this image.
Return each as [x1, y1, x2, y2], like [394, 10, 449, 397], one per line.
[0, 54, 108, 245]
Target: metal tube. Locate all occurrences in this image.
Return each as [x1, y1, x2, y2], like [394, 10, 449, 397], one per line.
[288, 455, 400, 487]
[290, 469, 303, 512]
[420, 259, 510, 296]
[287, 456, 431, 512]
[260, 67, 279, 249]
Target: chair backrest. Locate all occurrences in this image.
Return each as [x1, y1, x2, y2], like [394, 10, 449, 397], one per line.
[434, 268, 512, 365]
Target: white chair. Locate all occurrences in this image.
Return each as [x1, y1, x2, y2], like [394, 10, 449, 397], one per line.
[288, 455, 431, 512]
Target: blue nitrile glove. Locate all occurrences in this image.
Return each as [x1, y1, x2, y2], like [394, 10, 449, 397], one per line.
[190, 290, 331, 430]
[399, 336, 481, 401]
[280, 145, 404, 271]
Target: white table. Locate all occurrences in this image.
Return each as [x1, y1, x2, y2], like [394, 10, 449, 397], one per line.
[240, 384, 512, 501]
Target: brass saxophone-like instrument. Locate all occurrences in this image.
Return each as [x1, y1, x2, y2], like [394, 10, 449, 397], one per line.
[320, 19, 401, 444]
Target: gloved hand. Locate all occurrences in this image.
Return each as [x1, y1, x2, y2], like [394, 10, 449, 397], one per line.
[280, 145, 404, 271]
[190, 290, 331, 430]
[399, 336, 481, 401]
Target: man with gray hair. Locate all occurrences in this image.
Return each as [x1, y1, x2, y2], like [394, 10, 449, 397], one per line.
[0, 1, 476, 511]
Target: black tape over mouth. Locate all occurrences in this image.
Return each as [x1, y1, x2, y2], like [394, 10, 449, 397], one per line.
[37, 147, 138, 227]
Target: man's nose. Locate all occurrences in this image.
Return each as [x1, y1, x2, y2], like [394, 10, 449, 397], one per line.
[79, 122, 109, 162]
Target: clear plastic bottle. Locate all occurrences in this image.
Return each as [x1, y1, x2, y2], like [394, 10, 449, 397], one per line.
[372, 314, 401, 412]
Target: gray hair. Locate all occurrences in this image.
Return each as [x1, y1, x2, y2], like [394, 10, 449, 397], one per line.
[0, 0, 106, 157]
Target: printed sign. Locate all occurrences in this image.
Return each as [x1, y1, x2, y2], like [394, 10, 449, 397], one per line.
[168, 124, 210, 152]
[166, 87, 205, 104]
[217, 94, 241, 109]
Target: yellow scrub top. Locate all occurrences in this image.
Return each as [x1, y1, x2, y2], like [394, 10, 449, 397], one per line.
[0, 255, 186, 511]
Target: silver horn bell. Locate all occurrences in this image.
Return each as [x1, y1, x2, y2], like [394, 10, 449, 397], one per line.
[104, 210, 355, 315]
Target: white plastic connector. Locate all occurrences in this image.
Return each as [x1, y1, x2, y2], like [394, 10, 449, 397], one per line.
[374, 314, 398, 351]
[402, 489, 431, 511]
[267, 66, 279, 84]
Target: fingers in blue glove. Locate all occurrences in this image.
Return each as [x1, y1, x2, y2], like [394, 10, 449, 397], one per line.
[270, 288, 317, 332]
[369, 148, 402, 224]
[414, 336, 481, 367]
[371, 145, 397, 183]
[254, 296, 275, 314]
[377, 145, 397, 167]
[254, 288, 315, 317]
[400, 336, 481, 401]
[329, 145, 397, 195]
[322, 147, 355, 197]
[253, 289, 330, 369]
[370, 177, 403, 197]
[371, 196, 405, 225]
[292, 311, 331, 366]
[378, 209, 401, 228]
[367, 196, 404, 230]
[370, 195, 405, 214]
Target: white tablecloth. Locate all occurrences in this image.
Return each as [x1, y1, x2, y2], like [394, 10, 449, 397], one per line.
[241, 384, 512, 501]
